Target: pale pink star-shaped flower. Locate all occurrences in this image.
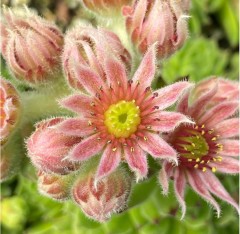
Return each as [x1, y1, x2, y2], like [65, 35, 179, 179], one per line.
[57, 44, 193, 182]
[159, 77, 239, 219]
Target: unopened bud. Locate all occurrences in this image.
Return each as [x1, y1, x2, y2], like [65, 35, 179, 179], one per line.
[123, 0, 189, 58]
[0, 7, 63, 85]
[63, 26, 131, 90]
[27, 118, 81, 175]
[37, 170, 72, 201]
[0, 77, 21, 145]
[72, 167, 132, 222]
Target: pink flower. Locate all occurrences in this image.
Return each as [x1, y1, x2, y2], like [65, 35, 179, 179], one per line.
[62, 26, 131, 90]
[159, 77, 239, 219]
[72, 167, 132, 222]
[0, 7, 63, 85]
[122, 0, 189, 58]
[82, 0, 133, 16]
[27, 118, 82, 175]
[0, 77, 21, 144]
[37, 170, 72, 201]
[58, 44, 192, 182]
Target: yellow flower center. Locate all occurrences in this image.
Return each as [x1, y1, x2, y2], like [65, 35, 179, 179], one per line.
[104, 100, 141, 138]
[180, 133, 209, 160]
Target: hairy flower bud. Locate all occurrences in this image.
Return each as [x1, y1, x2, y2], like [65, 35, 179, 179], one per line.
[82, 0, 132, 17]
[0, 77, 21, 145]
[27, 118, 82, 175]
[37, 170, 72, 201]
[62, 26, 131, 90]
[72, 167, 132, 222]
[0, 7, 63, 85]
[123, 0, 189, 58]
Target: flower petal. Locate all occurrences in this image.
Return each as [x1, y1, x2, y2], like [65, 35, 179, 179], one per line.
[69, 133, 105, 161]
[189, 83, 218, 119]
[104, 57, 128, 90]
[154, 81, 193, 110]
[210, 157, 239, 174]
[132, 44, 156, 89]
[219, 139, 239, 156]
[60, 94, 92, 115]
[95, 144, 121, 181]
[176, 90, 190, 114]
[124, 142, 148, 181]
[145, 111, 194, 132]
[174, 169, 187, 220]
[215, 118, 239, 139]
[199, 101, 238, 128]
[158, 161, 173, 195]
[75, 64, 105, 95]
[187, 170, 221, 217]
[56, 118, 94, 137]
[201, 171, 239, 214]
[138, 132, 178, 164]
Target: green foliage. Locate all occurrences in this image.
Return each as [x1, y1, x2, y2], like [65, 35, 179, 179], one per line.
[161, 37, 231, 83]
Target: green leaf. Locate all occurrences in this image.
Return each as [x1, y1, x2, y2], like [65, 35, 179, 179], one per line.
[161, 37, 229, 83]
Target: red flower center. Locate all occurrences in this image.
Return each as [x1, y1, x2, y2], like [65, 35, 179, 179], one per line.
[171, 124, 223, 172]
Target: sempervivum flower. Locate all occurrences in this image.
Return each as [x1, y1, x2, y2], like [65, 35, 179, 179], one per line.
[82, 0, 133, 17]
[159, 77, 239, 219]
[0, 77, 21, 144]
[27, 118, 82, 175]
[122, 0, 189, 58]
[58, 45, 192, 182]
[0, 7, 63, 85]
[37, 170, 72, 201]
[72, 166, 132, 222]
[63, 26, 131, 90]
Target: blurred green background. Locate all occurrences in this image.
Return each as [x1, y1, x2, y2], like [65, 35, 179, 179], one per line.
[0, 0, 239, 233]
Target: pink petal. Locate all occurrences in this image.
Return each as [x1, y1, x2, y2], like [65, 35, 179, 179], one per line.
[219, 139, 239, 156]
[201, 171, 239, 213]
[189, 84, 218, 119]
[104, 57, 128, 90]
[138, 132, 178, 164]
[176, 90, 190, 114]
[131, 0, 147, 31]
[56, 118, 94, 137]
[95, 144, 121, 181]
[210, 157, 239, 174]
[132, 45, 156, 88]
[69, 133, 105, 161]
[124, 142, 148, 181]
[174, 169, 187, 220]
[60, 94, 92, 115]
[154, 81, 193, 110]
[198, 101, 238, 128]
[75, 64, 105, 95]
[187, 170, 221, 218]
[145, 111, 193, 132]
[215, 118, 239, 139]
[158, 161, 173, 195]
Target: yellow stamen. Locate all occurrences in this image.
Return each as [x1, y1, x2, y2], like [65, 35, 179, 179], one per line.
[202, 167, 207, 172]
[212, 167, 217, 173]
